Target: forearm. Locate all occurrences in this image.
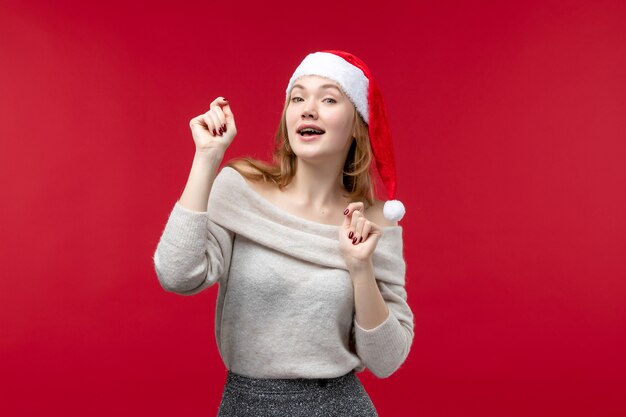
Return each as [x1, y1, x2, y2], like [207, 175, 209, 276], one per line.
[178, 149, 225, 212]
[351, 261, 390, 330]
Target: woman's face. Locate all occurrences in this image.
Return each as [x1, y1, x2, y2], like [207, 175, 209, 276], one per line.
[286, 75, 356, 165]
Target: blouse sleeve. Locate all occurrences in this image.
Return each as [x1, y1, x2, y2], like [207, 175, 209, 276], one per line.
[353, 234, 414, 378]
[153, 201, 234, 296]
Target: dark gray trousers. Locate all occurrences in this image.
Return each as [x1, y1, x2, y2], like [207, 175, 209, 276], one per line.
[216, 370, 379, 417]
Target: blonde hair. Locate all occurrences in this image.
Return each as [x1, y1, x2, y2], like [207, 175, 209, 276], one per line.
[225, 98, 378, 209]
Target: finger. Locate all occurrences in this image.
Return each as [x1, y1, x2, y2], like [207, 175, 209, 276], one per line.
[343, 201, 365, 233]
[219, 99, 234, 120]
[344, 201, 365, 218]
[367, 221, 383, 242]
[209, 96, 228, 109]
[206, 111, 222, 136]
[201, 113, 216, 136]
[359, 220, 372, 243]
[211, 97, 233, 119]
[191, 114, 213, 136]
[352, 214, 366, 245]
[349, 209, 362, 242]
[342, 209, 352, 230]
[209, 110, 226, 135]
[212, 106, 227, 131]
[189, 114, 206, 130]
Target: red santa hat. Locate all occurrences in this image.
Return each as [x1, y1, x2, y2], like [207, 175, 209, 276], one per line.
[285, 50, 406, 222]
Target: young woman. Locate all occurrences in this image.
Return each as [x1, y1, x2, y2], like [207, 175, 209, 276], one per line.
[153, 50, 414, 416]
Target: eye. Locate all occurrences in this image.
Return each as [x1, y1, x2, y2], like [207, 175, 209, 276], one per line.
[291, 97, 303, 102]
[324, 98, 337, 103]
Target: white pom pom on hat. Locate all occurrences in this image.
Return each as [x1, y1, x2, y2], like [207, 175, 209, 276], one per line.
[383, 200, 406, 222]
[286, 50, 405, 222]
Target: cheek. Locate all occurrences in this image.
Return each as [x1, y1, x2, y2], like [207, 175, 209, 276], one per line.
[329, 115, 353, 136]
[285, 109, 298, 126]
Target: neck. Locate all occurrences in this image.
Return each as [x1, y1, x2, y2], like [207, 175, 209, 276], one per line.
[286, 158, 349, 212]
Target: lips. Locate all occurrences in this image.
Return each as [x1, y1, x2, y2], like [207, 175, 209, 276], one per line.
[297, 123, 326, 134]
[298, 133, 322, 142]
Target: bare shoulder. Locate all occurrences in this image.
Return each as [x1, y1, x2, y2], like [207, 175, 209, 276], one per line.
[365, 199, 398, 227]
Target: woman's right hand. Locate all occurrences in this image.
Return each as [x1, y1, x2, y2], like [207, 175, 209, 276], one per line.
[189, 97, 237, 154]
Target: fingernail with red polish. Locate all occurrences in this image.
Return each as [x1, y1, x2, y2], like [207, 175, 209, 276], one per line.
[348, 231, 354, 239]
[343, 209, 349, 215]
[352, 237, 358, 244]
[213, 129, 217, 136]
[359, 237, 363, 243]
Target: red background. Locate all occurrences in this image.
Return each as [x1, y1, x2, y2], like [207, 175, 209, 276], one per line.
[1, 1, 625, 416]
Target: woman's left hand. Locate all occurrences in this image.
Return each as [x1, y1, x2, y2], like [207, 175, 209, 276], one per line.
[339, 202, 382, 271]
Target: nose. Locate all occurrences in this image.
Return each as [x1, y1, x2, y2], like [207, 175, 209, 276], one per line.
[301, 101, 318, 119]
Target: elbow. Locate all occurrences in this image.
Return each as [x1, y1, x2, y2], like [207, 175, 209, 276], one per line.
[370, 367, 396, 379]
[363, 326, 413, 379]
[153, 252, 214, 296]
[367, 352, 407, 379]
[154, 264, 191, 295]
[156, 271, 192, 295]
[367, 354, 409, 379]
[154, 266, 208, 296]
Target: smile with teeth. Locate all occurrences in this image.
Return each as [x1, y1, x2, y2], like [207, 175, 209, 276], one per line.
[298, 127, 325, 136]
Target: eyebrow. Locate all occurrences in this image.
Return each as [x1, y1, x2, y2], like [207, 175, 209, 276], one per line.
[291, 83, 342, 93]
